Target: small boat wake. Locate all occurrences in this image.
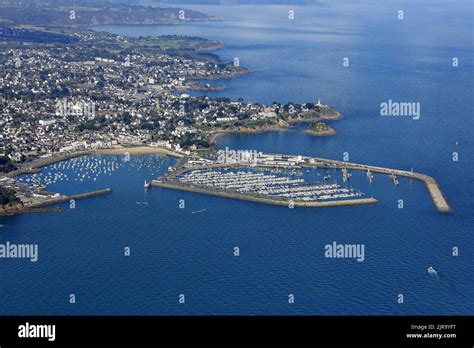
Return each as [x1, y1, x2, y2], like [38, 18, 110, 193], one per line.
[427, 266, 438, 279]
[191, 208, 207, 214]
[410, 265, 469, 299]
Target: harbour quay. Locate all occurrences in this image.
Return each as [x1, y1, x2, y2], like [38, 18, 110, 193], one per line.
[152, 152, 450, 212]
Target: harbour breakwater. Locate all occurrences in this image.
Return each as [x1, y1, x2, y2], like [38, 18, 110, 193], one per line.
[304, 156, 451, 213]
[0, 189, 112, 216]
[28, 188, 113, 208]
[153, 152, 450, 213]
[152, 180, 378, 208]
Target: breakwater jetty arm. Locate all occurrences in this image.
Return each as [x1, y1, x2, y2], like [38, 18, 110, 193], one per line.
[28, 188, 113, 208]
[153, 152, 450, 213]
[152, 180, 377, 208]
[0, 189, 112, 216]
[302, 155, 451, 213]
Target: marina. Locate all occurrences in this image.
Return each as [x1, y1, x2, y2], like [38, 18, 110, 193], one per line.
[2, 148, 451, 213]
[154, 180, 378, 208]
[7, 151, 91, 178]
[152, 152, 451, 212]
[1, 152, 168, 215]
[176, 169, 364, 202]
[304, 155, 451, 213]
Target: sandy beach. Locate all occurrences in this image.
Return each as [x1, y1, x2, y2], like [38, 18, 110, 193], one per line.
[95, 146, 183, 157]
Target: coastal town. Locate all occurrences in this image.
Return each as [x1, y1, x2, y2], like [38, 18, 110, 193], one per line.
[0, 24, 341, 212]
[0, 13, 449, 215]
[0, 24, 450, 214]
[0, 28, 341, 159]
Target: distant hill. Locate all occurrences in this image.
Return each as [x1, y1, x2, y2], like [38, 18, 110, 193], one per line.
[156, 0, 325, 4]
[0, 26, 79, 43]
[0, 1, 214, 26]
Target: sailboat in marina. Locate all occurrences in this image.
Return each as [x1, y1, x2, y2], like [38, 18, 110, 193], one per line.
[390, 173, 400, 186]
[367, 169, 374, 183]
[341, 168, 352, 182]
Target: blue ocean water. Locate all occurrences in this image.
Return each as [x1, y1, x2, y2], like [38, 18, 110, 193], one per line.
[1, 1, 473, 315]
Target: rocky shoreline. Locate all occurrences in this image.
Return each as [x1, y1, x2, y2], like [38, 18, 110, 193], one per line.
[0, 204, 62, 216]
[207, 120, 290, 144]
[0, 189, 113, 216]
[207, 109, 342, 144]
[305, 122, 337, 137]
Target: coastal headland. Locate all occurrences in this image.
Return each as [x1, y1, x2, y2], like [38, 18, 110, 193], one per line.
[207, 122, 290, 144]
[207, 112, 341, 144]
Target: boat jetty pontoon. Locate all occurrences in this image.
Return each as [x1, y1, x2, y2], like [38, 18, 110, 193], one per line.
[151, 152, 450, 212]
